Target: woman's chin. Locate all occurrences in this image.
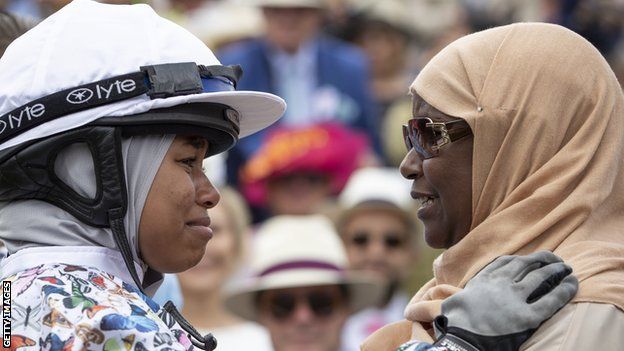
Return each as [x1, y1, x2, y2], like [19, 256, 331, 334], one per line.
[149, 251, 205, 273]
[423, 228, 449, 249]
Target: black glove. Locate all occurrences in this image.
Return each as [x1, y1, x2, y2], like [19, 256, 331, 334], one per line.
[432, 251, 578, 351]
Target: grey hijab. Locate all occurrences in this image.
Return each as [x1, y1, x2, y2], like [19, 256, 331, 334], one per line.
[0, 134, 174, 270]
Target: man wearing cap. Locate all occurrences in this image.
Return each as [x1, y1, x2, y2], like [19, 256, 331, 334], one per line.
[218, 0, 379, 187]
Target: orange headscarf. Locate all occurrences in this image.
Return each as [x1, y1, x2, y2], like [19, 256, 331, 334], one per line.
[404, 22, 624, 342]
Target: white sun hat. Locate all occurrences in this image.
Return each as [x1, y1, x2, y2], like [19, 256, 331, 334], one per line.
[337, 167, 418, 231]
[0, 0, 285, 154]
[185, 2, 266, 50]
[224, 215, 385, 321]
[339, 167, 413, 210]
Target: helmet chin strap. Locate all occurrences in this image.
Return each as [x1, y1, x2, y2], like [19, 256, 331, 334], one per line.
[0, 126, 217, 351]
[109, 209, 217, 351]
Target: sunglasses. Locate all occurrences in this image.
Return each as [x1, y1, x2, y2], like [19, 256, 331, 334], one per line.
[349, 232, 406, 249]
[262, 290, 344, 321]
[402, 117, 472, 159]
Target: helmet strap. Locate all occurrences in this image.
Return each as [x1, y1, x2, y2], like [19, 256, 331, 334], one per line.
[0, 126, 145, 291]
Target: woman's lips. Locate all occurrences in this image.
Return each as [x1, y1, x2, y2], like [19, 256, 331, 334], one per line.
[416, 197, 438, 221]
[186, 217, 213, 240]
[411, 191, 438, 220]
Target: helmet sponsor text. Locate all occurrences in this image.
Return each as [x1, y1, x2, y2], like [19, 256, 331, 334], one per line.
[0, 103, 45, 135]
[0, 78, 137, 140]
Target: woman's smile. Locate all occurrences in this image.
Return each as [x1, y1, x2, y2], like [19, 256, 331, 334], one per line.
[411, 190, 438, 220]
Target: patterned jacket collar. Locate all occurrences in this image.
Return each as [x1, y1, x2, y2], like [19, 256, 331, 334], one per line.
[0, 246, 144, 291]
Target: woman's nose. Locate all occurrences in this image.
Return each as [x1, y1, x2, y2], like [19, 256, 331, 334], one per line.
[400, 149, 423, 180]
[196, 173, 220, 209]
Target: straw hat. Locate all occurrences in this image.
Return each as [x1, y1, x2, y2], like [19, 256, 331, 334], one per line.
[224, 215, 385, 321]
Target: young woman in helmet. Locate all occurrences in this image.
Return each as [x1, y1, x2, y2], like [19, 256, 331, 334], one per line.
[0, 1, 284, 350]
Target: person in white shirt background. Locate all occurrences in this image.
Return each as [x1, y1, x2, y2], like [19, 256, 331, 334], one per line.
[336, 167, 419, 351]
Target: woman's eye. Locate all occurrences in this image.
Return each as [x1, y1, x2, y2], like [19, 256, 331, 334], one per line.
[180, 157, 197, 168]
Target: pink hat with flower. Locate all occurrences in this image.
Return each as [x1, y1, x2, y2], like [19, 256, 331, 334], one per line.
[240, 123, 370, 206]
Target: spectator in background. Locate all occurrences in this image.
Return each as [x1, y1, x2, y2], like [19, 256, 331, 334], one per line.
[240, 123, 371, 222]
[224, 215, 385, 351]
[551, 0, 623, 87]
[178, 187, 272, 351]
[336, 167, 419, 351]
[347, 0, 416, 119]
[364, 22, 624, 350]
[343, 0, 419, 166]
[0, 10, 35, 56]
[184, 1, 266, 52]
[218, 0, 379, 187]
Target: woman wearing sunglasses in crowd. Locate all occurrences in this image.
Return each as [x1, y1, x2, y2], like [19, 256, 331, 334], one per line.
[362, 22, 624, 351]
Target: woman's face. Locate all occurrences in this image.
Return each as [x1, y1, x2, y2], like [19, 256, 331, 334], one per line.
[400, 95, 473, 248]
[139, 135, 220, 273]
[355, 24, 407, 77]
[177, 201, 240, 294]
[262, 7, 322, 54]
[266, 172, 331, 215]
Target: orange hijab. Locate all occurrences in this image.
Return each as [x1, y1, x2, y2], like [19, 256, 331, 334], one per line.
[399, 23, 624, 342]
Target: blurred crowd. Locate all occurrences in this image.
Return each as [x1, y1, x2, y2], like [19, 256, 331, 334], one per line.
[0, 0, 622, 350]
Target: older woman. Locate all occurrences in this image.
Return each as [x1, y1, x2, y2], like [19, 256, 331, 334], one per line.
[363, 22, 624, 350]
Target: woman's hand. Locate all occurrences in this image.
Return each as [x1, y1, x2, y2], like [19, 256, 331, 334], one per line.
[433, 250, 578, 351]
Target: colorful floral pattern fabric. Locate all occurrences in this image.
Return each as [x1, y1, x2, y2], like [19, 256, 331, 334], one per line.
[2, 263, 194, 351]
[395, 340, 450, 351]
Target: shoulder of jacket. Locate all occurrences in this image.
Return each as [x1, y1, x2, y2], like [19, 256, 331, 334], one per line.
[317, 36, 367, 67]
[521, 303, 624, 351]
